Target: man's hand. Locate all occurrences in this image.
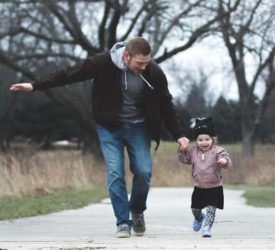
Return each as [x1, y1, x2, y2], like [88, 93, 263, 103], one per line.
[177, 137, 189, 152]
[217, 158, 227, 166]
[10, 83, 33, 92]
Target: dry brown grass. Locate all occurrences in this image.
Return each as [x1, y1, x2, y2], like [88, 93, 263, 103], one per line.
[0, 145, 106, 198]
[150, 143, 275, 187]
[1, 142, 275, 198]
[150, 151, 275, 187]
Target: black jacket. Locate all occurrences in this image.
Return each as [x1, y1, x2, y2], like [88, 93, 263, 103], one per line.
[32, 52, 185, 147]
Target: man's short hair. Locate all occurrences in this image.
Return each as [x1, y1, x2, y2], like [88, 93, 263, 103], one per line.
[125, 37, 151, 57]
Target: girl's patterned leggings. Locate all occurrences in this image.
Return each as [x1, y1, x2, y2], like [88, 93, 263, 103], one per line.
[192, 205, 216, 228]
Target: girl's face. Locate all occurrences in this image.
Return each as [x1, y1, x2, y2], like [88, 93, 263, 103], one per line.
[196, 134, 213, 151]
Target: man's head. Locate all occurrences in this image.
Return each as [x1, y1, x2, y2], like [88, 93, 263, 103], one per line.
[123, 37, 151, 75]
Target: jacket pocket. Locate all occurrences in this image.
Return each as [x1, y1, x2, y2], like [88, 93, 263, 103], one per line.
[208, 167, 221, 183]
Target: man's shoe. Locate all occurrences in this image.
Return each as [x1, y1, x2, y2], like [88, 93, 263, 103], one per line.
[115, 223, 131, 238]
[202, 226, 212, 237]
[193, 213, 205, 232]
[131, 212, 146, 236]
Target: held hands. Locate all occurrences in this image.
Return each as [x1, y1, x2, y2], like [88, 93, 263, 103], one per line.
[10, 83, 33, 92]
[217, 158, 227, 166]
[177, 137, 189, 152]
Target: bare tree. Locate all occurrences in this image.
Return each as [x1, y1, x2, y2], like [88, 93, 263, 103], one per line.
[168, 61, 214, 117]
[217, 0, 275, 155]
[0, 0, 236, 155]
[0, 66, 17, 150]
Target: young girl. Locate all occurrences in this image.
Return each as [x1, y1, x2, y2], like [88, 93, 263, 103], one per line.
[178, 117, 232, 237]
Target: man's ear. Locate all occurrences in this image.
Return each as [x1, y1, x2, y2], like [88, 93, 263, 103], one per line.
[123, 51, 130, 61]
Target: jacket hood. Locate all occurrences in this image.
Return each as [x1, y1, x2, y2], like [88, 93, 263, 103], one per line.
[110, 41, 127, 70]
[110, 41, 154, 90]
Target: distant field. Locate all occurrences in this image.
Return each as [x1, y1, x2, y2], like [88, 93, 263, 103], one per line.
[151, 141, 275, 187]
[1, 141, 275, 197]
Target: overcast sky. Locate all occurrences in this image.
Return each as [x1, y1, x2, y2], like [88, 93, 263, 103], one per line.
[161, 38, 239, 104]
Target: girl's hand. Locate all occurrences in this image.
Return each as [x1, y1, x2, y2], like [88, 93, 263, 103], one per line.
[177, 137, 189, 152]
[217, 158, 227, 166]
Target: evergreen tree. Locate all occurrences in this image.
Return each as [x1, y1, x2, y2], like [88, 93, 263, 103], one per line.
[210, 96, 242, 143]
[184, 84, 208, 118]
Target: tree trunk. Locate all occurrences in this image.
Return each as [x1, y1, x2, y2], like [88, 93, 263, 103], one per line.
[0, 131, 9, 152]
[241, 127, 255, 156]
[41, 134, 52, 150]
[82, 133, 103, 161]
[0, 136, 5, 151]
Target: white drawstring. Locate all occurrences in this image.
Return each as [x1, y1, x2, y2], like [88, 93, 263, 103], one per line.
[140, 74, 154, 89]
[124, 70, 128, 90]
[124, 71, 154, 90]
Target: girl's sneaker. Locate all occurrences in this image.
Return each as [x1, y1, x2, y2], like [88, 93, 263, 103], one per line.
[202, 226, 212, 237]
[193, 213, 205, 232]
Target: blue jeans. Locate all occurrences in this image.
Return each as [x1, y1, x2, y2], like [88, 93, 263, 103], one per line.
[96, 123, 152, 226]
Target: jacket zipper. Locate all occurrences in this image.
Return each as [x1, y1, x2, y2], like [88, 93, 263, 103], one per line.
[201, 151, 205, 188]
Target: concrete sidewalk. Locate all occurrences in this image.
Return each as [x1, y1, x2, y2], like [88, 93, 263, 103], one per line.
[0, 188, 275, 249]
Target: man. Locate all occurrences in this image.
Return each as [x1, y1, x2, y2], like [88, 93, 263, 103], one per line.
[10, 37, 189, 238]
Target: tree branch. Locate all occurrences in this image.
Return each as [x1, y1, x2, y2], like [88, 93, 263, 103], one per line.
[119, 3, 145, 41]
[67, 0, 98, 54]
[155, 0, 204, 54]
[218, 0, 248, 97]
[1, 27, 77, 44]
[98, 0, 110, 50]
[45, 1, 100, 55]
[238, 0, 262, 38]
[107, 0, 121, 48]
[0, 50, 35, 80]
[13, 52, 81, 62]
[155, 7, 229, 63]
[250, 46, 275, 95]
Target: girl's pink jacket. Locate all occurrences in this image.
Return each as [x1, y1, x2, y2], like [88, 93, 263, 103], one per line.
[178, 145, 232, 188]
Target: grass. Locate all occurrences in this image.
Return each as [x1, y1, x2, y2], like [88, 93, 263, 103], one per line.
[0, 186, 108, 220]
[226, 185, 275, 208]
[1, 185, 274, 221]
